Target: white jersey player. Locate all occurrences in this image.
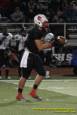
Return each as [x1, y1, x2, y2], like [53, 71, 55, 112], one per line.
[0, 28, 13, 79]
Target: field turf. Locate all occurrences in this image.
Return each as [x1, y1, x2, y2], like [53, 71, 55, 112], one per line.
[0, 77, 77, 115]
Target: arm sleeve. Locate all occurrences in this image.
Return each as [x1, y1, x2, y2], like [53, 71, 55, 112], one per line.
[30, 29, 42, 40]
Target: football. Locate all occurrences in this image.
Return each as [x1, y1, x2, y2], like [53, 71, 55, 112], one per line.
[57, 36, 66, 45]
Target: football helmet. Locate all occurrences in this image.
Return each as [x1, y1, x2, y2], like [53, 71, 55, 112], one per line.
[34, 14, 49, 29]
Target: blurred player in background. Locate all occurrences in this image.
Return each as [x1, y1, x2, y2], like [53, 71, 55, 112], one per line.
[8, 28, 27, 76]
[8, 32, 19, 68]
[0, 27, 13, 79]
[17, 28, 28, 77]
[16, 14, 66, 101]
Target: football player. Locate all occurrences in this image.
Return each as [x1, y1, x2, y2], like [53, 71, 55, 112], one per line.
[16, 14, 65, 101]
[0, 27, 13, 79]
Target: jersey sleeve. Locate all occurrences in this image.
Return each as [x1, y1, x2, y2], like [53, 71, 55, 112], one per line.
[30, 29, 42, 40]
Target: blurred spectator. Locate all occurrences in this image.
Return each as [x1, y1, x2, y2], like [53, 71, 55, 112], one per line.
[48, 0, 60, 14]
[52, 9, 65, 23]
[64, 0, 77, 22]
[0, 0, 77, 23]
[27, 0, 37, 22]
[10, 7, 25, 22]
[0, 0, 12, 17]
[19, 0, 29, 22]
[11, 0, 21, 8]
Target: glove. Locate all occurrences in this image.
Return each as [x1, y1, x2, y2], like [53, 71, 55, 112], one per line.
[44, 33, 54, 43]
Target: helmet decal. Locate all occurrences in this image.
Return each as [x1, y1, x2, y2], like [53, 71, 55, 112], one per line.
[37, 16, 42, 21]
